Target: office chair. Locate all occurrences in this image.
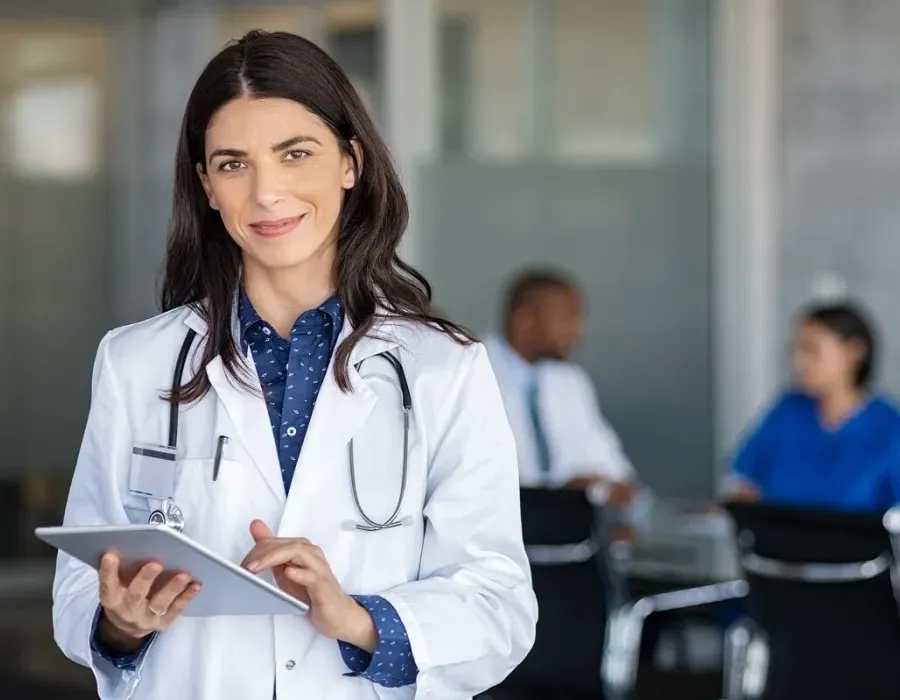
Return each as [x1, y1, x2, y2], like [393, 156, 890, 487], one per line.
[479, 487, 622, 700]
[722, 501, 900, 700]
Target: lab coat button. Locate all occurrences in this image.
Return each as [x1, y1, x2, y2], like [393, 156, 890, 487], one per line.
[285, 660, 296, 670]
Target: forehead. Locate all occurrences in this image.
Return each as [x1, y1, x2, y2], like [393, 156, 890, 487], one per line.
[535, 285, 579, 310]
[204, 96, 331, 148]
[797, 321, 841, 344]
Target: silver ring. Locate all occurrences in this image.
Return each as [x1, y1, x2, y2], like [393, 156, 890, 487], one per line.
[148, 604, 166, 616]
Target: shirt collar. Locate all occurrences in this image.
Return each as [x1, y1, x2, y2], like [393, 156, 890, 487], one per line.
[491, 334, 537, 389]
[238, 290, 345, 350]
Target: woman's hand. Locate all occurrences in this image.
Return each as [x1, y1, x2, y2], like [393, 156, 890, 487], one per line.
[728, 482, 761, 503]
[97, 552, 201, 652]
[241, 520, 377, 652]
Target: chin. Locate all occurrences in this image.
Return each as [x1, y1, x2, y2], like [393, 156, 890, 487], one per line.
[247, 241, 332, 272]
[796, 383, 823, 399]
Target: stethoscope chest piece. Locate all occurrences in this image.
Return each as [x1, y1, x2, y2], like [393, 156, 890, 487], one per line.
[149, 501, 185, 532]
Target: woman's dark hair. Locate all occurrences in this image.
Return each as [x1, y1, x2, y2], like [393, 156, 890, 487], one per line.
[800, 301, 877, 387]
[160, 30, 474, 403]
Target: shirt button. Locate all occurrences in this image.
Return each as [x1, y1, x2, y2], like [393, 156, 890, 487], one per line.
[285, 660, 296, 670]
[286, 426, 297, 437]
[262, 327, 272, 336]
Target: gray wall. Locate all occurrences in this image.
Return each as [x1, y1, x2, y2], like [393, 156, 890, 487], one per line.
[419, 163, 713, 499]
[780, 0, 900, 395]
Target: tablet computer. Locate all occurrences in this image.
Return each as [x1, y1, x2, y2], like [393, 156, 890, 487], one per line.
[35, 524, 309, 617]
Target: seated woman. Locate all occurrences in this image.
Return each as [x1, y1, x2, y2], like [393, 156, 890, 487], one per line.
[727, 301, 900, 513]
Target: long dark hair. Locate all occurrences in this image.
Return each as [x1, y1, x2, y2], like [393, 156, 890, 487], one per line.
[801, 301, 877, 388]
[160, 30, 474, 403]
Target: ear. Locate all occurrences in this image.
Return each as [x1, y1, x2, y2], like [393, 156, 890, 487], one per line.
[342, 138, 363, 190]
[196, 162, 218, 210]
[846, 338, 867, 368]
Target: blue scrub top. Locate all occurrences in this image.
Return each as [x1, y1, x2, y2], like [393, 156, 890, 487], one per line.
[732, 391, 900, 513]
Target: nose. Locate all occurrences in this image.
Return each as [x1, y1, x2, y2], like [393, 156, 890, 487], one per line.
[251, 162, 287, 208]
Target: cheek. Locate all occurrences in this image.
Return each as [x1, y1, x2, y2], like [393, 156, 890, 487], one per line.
[210, 180, 251, 224]
[302, 169, 345, 206]
[794, 351, 819, 378]
[302, 182, 346, 232]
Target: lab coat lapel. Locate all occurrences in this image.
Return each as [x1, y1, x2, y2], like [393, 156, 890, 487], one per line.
[206, 354, 286, 502]
[278, 318, 401, 534]
[186, 307, 286, 503]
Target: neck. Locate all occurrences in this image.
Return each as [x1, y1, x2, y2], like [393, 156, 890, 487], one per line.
[242, 255, 336, 338]
[818, 386, 866, 427]
[505, 333, 538, 364]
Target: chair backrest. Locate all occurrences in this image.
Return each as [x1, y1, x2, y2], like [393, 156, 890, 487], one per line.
[499, 487, 617, 698]
[723, 501, 900, 700]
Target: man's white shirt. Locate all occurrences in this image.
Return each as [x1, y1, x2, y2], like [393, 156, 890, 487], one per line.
[482, 334, 635, 489]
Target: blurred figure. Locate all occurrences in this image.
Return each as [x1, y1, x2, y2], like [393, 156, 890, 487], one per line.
[726, 302, 900, 512]
[483, 269, 638, 507]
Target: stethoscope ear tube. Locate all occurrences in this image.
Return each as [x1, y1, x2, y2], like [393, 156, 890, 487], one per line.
[169, 329, 197, 450]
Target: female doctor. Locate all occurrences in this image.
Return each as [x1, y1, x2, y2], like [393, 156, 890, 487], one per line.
[52, 30, 537, 700]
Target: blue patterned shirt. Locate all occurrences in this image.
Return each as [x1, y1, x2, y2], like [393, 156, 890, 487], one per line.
[91, 292, 418, 688]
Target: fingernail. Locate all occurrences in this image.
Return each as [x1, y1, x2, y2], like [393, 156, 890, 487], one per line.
[246, 561, 259, 572]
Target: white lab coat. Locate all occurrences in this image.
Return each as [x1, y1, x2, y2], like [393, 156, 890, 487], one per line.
[482, 334, 635, 489]
[52, 305, 537, 700]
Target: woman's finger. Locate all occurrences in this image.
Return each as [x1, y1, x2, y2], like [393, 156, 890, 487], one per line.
[284, 566, 316, 587]
[98, 553, 123, 607]
[249, 519, 275, 543]
[123, 562, 163, 610]
[300, 541, 327, 565]
[147, 572, 191, 616]
[163, 582, 202, 621]
[246, 541, 321, 574]
[240, 540, 279, 570]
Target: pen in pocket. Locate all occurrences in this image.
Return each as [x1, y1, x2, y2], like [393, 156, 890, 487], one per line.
[213, 435, 229, 481]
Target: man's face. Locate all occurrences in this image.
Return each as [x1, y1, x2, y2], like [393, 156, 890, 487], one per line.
[528, 286, 584, 360]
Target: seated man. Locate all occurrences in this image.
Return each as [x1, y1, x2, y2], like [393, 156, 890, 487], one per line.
[483, 268, 639, 508]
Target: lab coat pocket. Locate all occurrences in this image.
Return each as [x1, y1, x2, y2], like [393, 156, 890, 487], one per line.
[173, 458, 252, 561]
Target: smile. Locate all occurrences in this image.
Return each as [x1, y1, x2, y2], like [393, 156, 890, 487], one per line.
[249, 215, 306, 238]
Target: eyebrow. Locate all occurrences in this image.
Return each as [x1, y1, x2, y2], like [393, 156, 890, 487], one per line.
[207, 136, 323, 164]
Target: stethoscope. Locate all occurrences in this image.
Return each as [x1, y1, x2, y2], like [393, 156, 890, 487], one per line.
[153, 329, 413, 533]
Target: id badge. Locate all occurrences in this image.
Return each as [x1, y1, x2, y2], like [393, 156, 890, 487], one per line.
[129, 442, 177, 501]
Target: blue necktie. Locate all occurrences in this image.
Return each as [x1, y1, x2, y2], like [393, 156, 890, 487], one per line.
[526, 374, 552, 475]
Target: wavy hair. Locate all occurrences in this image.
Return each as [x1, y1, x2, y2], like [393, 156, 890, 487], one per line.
[160, 30, 474, 403]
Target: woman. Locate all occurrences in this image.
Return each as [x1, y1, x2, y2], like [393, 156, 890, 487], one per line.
[52, 31, 537, 700]
[727, 301, 900, 512]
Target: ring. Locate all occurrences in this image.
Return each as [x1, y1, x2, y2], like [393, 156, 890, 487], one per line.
[148, 604, 166, 616]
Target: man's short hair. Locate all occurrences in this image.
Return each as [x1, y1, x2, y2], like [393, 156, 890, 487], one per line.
[503, 268, 578, 322]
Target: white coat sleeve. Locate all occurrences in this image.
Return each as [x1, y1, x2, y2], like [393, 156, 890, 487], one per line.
[52, 331, 145, 700]
[380, 343, 538, 698]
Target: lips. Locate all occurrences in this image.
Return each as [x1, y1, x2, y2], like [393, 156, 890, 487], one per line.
[249, 215, 305, 238]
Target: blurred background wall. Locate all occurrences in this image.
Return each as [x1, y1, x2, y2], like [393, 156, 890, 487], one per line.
[779, 0, 900, 392]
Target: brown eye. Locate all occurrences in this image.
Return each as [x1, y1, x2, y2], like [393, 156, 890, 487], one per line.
[284, 150, 310, 162]
[218, 160, 244, 172]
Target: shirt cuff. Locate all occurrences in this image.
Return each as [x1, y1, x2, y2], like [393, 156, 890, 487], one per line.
[338, 595, 419, 688]
[90, 605, 155, 671]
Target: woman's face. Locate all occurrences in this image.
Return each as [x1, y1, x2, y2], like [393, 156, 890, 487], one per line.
[792, 321, 863, 396]
[197, 96, 357, 274]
